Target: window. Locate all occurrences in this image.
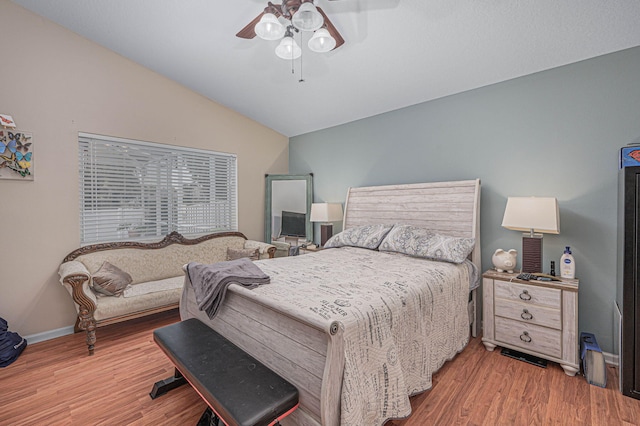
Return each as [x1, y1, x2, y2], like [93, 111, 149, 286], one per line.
[78, 132, 237, 244]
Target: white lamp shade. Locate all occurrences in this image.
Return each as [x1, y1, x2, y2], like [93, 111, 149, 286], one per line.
[310, 203, 343, 222]
[308, 28, 336, 53]
[275, 36, 302, 60]
[254, 13, 285, 40]
[501, 197, 560, 234]
[291, 2, 324, 32]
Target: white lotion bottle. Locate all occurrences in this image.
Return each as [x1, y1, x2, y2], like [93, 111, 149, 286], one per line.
[560, 246, 575, 279]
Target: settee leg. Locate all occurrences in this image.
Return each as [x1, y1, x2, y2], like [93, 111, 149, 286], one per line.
[86, 328, 96, 356]
[77, 309, 96, 356]
[65, 275, 98, 354]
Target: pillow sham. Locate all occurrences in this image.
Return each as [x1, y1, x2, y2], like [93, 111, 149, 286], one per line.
[324, 224, 394, 250]
[91, 261, 132, 297]
[379, 224, 475, 264]
[226, 247, 260, 261]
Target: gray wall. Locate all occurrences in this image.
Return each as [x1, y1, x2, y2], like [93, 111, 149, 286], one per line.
[289, 46, 640, 354]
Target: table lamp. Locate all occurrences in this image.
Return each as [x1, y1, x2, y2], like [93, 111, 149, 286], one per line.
[501, 197, 560, 273]
[310, 203, 343, 246]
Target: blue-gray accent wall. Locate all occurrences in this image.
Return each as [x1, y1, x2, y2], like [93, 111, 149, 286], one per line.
[289, 46, 640, 354]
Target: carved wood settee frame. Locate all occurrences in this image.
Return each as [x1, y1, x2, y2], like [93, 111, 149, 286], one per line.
[59, 231, 276, 355]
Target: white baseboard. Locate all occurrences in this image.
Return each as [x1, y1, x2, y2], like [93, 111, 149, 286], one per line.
[604, 351, 619, 367]
[24, 326, 74, 345]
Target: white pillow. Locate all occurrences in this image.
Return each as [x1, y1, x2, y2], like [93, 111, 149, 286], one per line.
[324, 224, 394, 250]
[379, 224, 475, 264]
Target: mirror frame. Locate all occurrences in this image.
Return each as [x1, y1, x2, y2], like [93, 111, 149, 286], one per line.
[265, 173, 313, 244]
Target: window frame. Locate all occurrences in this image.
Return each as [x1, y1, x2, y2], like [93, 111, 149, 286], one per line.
[78, 132, 238, 245]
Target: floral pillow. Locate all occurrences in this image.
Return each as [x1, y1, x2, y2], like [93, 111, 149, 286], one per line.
[91, 261, 132, 296]
[324, 224, 394, 250]
[379, 224, 475, 264]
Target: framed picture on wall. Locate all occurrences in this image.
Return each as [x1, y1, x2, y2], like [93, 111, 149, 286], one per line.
[0, 130, 34, 181]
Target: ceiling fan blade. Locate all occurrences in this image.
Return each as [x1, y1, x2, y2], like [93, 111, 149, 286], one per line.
[317, 7, 345, 50]
[236, 12, 265, 39]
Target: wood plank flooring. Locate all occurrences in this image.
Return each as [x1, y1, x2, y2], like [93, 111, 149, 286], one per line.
[1, 310, 638, 425]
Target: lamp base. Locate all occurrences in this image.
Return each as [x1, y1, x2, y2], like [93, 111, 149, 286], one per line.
[522, 234, 542, 273]
[320, 224, 333, 247]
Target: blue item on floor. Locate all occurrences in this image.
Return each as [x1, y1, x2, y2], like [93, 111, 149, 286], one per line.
[580, 332, 607, 387]
[0, 317, 27, 367]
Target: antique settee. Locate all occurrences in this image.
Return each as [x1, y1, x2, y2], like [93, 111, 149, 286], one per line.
[58, 231, 275, 355]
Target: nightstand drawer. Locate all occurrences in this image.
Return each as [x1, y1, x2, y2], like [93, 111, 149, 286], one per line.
[494, 280, 561, 309]
[494, 299, 561, 329]
[495, 316, 562, 359]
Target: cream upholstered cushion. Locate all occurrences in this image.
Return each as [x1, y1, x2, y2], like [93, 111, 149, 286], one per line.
[94, 283, 183, 321]
[122, 276, 184, 298]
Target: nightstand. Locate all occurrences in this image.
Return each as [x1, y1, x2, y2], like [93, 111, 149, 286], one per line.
[299, 245, 323, 255]
[482, 270, 579, 376]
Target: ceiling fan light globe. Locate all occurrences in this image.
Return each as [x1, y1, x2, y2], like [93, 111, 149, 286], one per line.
[275, 37, 302, 60]
[308, 28, 336, 53]
[254, 13, 285, 40]
[291, 3, 324, 32]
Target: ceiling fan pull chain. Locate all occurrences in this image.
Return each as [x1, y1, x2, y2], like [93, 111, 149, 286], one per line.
[291, 37, 295, 74]
[299, 31, 305, 83]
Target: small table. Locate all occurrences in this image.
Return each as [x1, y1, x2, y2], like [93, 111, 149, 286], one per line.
[299, 245, 323, 255]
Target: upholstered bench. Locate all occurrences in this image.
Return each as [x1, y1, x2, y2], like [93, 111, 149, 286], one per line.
[151, 318, 299, 426]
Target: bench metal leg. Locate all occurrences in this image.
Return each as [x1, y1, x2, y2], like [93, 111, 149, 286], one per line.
[197, 407, 221, 426]
[195, 407, 283, 426]
[149, 368, 187, 399]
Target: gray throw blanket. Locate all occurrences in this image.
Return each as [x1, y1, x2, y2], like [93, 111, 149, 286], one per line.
[187, 258, 270, 319]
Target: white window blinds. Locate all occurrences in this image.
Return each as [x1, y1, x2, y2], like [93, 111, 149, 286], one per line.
[78, 132, 237, 245]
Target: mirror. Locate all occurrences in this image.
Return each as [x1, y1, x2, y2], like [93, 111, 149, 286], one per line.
[265, 174, 313, 245]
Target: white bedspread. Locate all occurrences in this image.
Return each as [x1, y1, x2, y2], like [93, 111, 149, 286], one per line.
[240, 246, 472, 425]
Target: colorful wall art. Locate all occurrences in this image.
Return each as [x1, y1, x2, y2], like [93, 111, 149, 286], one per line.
[0, 130, 33, 180]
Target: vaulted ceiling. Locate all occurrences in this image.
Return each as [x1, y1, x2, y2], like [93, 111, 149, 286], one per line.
[12, 0, 640, 137]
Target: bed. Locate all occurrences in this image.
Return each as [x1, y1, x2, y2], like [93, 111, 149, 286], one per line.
[179, 179, 481, 425]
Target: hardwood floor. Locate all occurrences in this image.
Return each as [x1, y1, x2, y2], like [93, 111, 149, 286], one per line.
[387, 338, 640, 426]
[1, 310, 638, 425]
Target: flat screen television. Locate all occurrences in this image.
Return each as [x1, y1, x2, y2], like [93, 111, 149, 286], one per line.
[280, 211, 306, 238]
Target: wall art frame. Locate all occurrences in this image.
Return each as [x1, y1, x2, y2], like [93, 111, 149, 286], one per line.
[0, 129, 34, 181]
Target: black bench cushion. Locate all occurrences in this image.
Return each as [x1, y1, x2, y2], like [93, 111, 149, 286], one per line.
[154, 318, 299, 426]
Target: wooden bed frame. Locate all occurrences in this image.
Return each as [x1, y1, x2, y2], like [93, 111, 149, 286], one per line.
[179, 179, 481, 426]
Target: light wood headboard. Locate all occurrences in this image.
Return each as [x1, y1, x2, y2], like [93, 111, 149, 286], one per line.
[343, 179, 481, 269]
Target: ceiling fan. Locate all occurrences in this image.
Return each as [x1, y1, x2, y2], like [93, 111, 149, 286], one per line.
[237, 0, 345, 59]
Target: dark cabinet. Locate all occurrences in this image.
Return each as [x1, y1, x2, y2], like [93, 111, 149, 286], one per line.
[618, 166, 640, 399]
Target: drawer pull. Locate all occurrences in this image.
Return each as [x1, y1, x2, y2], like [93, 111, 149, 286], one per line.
[519, 289, 532, 301]
[521, 309, 533, 320]
[520, 331, 532, 343]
